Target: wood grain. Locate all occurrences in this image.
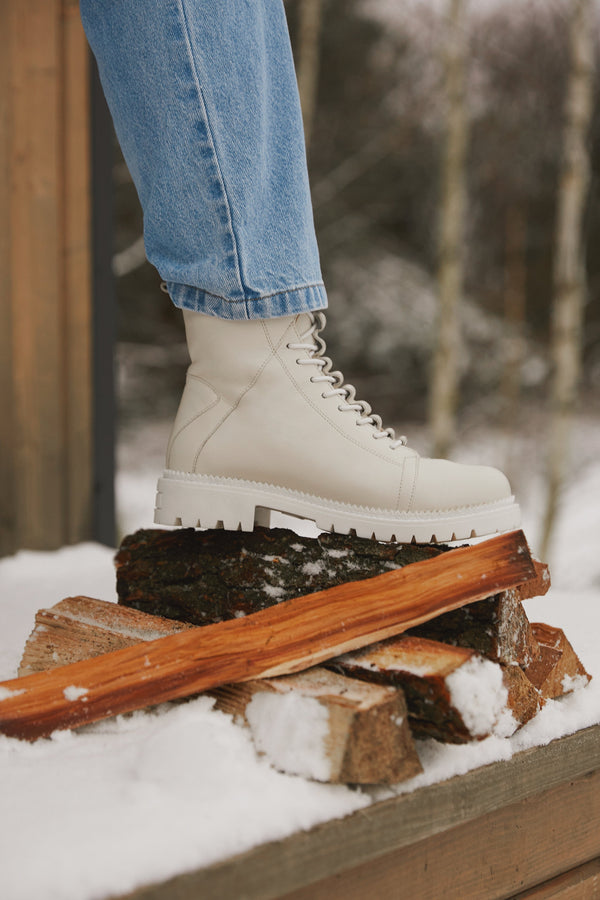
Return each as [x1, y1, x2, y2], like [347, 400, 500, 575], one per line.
[0, 530, 535, 740]
[282, 768, 600, 900]
[510, 858, 600, 899]
[0, 0, 93, 553]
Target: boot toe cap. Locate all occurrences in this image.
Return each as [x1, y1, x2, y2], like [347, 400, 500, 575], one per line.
[411, 459, 513, 513]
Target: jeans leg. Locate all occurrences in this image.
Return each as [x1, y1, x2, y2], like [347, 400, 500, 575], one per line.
[80, 0, 327, 320]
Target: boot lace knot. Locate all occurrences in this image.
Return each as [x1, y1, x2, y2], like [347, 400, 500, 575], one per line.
[287, 312, 407, 449]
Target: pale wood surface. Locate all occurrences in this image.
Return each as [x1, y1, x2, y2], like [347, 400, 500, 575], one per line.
[117, 724, 600, 900]
[0, 0, 92, 553]
[1, 531, 535, 740]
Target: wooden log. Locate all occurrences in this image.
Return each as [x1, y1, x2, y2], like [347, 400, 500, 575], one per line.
[408, 588, 540, 667]
[18, 596, 194, 677]
[212, 668, 422, 785]
[19, 598, 420, 785]
[114, 526, 448, 625]
[515, 560, 551, 601]
[330, 634, 544, 742]
[524, 622, 591, 699]
[0, 529, 536, 741]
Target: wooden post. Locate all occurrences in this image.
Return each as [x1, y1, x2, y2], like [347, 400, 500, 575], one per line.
[0, 1, 94, 552]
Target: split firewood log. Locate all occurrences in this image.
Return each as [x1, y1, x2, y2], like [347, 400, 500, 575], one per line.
[330, 634, 544, 743]
[212, 668, 422, 784]
[524, 622, 591, 699]
[0, 530, 536, 741]
[407, 588, 540, 667]
[19, 597, 422, 784]
[18, 597, 193, 677]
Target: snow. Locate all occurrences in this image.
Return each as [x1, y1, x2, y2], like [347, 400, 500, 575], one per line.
[246, 692, 332, 782]
[445, 657, 513, 738]
[0, 448, 599, 899]
[63, 686, 89, 702]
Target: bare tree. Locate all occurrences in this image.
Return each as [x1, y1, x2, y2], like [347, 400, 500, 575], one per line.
[296, 0, 323, 151]
[541, 0, 594, 560]
[501, 203, 528, 431]
[429, 0, 469, 458]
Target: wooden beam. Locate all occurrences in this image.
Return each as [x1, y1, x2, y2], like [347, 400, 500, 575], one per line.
[0, 0, 93, 552]
[283, 768, 600, 900]
[112, 725, 600, 900]
[0, 530, 536, 740]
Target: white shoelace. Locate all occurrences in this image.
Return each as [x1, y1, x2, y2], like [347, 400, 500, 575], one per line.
[286, 312, 408, 449]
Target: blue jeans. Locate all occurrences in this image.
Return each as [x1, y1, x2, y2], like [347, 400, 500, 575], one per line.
[80, 0, 327, 320]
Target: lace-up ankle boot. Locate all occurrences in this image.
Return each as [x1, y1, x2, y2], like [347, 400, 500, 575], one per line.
[155, 310, 520, 542]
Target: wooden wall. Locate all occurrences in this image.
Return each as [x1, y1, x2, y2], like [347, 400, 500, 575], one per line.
[0, 0, 94, 554]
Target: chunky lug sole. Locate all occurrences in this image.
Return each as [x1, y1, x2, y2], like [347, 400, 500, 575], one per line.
[154, 470, 521, 544]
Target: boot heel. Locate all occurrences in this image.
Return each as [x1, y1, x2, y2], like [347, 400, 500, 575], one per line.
[154, 473, 257, 532]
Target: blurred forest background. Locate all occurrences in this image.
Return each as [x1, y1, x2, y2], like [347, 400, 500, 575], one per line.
[113, 0, 600, 557]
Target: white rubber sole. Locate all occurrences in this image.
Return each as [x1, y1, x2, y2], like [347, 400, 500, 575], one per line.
[154, 470, 521, 544]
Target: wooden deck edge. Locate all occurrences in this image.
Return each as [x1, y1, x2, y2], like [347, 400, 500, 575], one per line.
[116, 723, 600, 900]
[509, 856, 600, 898]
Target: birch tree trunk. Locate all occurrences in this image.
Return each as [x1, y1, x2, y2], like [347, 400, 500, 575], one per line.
[430, 0, 469, 458]
[541, 0, 594, 560]
[296, 0, 323, 152]
[501, 204, 528, 430]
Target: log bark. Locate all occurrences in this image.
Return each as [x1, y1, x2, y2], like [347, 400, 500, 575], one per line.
[330, 634, 543, 743]
[115, 526, 446, 626]
[0, 529, 535, 741]
[408, 588, 540, 667]
[524, 622, 591, 699]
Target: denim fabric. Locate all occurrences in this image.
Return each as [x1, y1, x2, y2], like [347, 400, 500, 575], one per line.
[80, 0, 327, 320]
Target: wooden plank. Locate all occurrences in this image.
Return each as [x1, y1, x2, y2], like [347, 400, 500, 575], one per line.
[510, 858, 600, 899]
[61, 0, 93, 543]
[0, 0, 93, 553]
[281, 768, 600, 900]
[0, 2, 17, 554]
[0, 530, 535, 740]
[115, 724, 600, 900]
[11, 0, 65, 549]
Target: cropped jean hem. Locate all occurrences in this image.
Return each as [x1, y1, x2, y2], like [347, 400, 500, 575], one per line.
[166, 280, 328, 320]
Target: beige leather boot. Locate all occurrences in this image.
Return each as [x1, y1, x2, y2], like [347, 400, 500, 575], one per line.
[155, 311, 520, 542]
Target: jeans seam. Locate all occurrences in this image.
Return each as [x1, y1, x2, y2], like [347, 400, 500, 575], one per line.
[168, 280, 325, 305]
[177, 0, 245, 298]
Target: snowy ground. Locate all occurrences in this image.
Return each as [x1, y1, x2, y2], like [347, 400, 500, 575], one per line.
[1, 418, 599, 900]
